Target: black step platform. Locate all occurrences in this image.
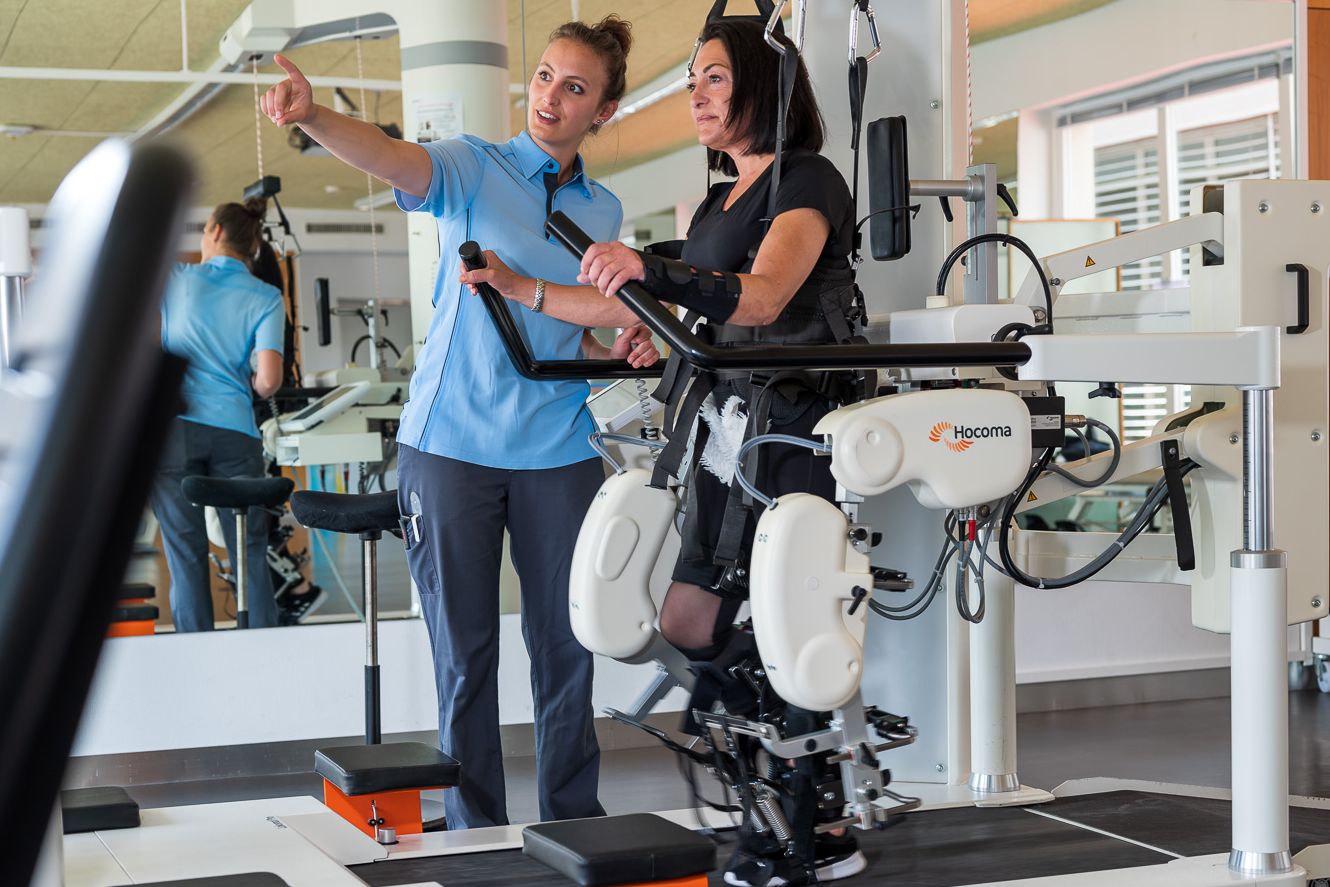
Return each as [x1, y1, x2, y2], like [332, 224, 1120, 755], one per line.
[524, 813, 715, 886]
[62, 785, 140, 834]
[350, 790, 1330, 886]
[315, 741, 460, 795]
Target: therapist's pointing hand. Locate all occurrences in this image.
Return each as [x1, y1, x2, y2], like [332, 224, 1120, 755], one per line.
[261, 54, 316, 127]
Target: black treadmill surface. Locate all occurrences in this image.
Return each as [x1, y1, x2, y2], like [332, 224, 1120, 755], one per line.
[350, 791, 1330, 886]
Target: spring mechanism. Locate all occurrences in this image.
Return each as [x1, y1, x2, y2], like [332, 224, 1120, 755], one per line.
[634, 376, 661, 456]
[753, 786, 792, 843]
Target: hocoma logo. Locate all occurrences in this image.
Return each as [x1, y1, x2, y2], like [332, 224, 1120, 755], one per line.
[929, 421, 1013, 453]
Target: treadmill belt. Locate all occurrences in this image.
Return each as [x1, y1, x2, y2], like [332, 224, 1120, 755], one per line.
[350, 791, 1330, 886]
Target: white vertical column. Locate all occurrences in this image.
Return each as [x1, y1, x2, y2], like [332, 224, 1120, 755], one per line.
[0, 206, 31, 372]
[1228, 387, 1292, 875]
[968, 532, 1019, 793]
[387, 0, 509, 345]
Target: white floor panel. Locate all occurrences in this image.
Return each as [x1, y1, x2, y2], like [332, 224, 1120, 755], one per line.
[279, 811, 387, 865]
[89, 797, 365, 886]
[976, 854, 1308, 886]
[63, 833, 130, 887]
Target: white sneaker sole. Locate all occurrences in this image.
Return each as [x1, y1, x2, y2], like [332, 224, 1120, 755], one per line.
[723, 849, 868, 886]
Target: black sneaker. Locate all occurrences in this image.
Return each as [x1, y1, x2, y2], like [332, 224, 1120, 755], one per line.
[279, 585, 326, 625]
[723, 831, 867, 887]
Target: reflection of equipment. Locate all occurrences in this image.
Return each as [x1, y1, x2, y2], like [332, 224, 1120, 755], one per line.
[263, 380, 405, 466]
[315, 276, 401, 371]
[287, 88, 401, 157]
[0, 205, 31, 372]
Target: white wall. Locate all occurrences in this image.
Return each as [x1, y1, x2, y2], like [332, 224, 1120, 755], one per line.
[969, 0, 1295, 121]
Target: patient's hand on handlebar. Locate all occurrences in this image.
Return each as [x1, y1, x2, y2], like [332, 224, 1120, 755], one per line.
[579, 241, 645, 298]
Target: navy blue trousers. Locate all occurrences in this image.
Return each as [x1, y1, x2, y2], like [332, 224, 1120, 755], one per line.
[397, 445, 606, 828]
[149, 418, 277, 632]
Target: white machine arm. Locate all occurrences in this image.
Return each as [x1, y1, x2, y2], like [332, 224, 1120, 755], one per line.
[1013, 211, 1224, 309]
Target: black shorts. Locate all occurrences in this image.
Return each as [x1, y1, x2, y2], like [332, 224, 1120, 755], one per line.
[671, 379, 838, 591]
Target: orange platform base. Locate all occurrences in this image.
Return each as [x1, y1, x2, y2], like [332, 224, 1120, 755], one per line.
[322, 779, 446, 839]
[107, 620, 155, 638]
[620, 877, 708, 887]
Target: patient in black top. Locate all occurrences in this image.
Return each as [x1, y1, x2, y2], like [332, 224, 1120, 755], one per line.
[576, 18, 868, 887]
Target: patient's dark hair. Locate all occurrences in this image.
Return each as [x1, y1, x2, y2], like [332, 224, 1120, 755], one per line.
[696, 18, 824, 176]
[210, 197, 268, 258]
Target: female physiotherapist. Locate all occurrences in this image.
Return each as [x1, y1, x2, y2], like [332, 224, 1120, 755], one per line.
[151, 198, 284, 632]
[262, 17, 658, 829]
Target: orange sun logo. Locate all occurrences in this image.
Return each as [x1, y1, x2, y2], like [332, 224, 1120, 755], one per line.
[929, 422, 974, 453]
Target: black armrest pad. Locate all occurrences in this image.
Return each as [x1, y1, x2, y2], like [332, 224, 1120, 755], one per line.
[61, 786, 140, 833]
[120, 876, 290, 887]
[523, 813, 715, 886]
[315, 741, 460, 795]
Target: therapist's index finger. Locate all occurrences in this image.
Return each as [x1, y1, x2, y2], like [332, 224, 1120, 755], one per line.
[273, 54, 308, 85]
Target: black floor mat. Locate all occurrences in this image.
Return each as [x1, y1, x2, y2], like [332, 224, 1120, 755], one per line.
[351, 805, 1168, 886]
[1044, 789, 1330, 858]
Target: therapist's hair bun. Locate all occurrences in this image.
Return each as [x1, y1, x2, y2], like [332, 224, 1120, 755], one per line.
[549, 14, 633, 120]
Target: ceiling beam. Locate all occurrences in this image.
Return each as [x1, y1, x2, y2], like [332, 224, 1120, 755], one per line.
[0, 67, 400, 91]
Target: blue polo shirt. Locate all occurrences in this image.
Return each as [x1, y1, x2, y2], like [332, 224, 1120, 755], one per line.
[160, 256, 284, 438]
[394, 131, 623, 469]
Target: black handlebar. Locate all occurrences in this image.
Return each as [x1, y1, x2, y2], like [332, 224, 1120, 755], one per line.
[543, 212, 1034, 372]
[459, 241, 664, 380]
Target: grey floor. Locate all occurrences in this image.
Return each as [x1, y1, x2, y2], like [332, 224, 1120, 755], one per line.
[122, 689, 1330, 823]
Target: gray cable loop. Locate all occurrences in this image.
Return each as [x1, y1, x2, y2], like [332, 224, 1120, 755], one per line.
[589, 431, 668, 475]
[733, 433, 832, 509]
[1048, 417, 1123, 488]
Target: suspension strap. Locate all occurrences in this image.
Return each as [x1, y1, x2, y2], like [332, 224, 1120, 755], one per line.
[848, 1, 881, 269]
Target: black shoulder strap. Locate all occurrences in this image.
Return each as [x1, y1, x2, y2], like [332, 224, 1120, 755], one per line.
[848, 55, 869, 267]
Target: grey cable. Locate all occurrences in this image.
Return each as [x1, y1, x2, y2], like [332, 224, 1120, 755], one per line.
[1048, 418, 1122, 488]
[733, 433, 832, 509]
[589, 431, 668, 475]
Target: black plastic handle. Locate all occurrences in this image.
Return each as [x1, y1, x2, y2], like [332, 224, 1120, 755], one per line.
[1286, 263, 1309, 335]
[458, 241, 663, 380]
[543, 212, 1033, 372]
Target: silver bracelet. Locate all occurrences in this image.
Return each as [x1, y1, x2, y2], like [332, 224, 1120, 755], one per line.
[532, 278, 547, 313]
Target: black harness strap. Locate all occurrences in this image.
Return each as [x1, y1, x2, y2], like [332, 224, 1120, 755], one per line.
[1160, 440, 1196, 571]
[848, 54, 869, 266]
[651, 368, 715, 490]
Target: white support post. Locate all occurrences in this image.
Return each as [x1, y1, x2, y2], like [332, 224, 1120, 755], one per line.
[968, 526, 1019, 793]
[0, 206, 31, 372]
[1228, 386, 1293, 875]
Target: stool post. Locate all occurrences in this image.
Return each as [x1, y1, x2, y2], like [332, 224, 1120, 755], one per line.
[363, 530, 381, 745]
[234, 510, 248, 630]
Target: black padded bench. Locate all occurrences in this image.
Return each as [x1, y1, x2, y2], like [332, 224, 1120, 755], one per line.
[523, 813, 715, 886]
[61, 785, 140, 834]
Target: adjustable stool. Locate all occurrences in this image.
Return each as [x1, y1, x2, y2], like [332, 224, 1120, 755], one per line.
[108, 582, 159, 637]
[181, 476, 293, 629]
[290, 490, 460, 843]
[523, 813, 715, 886]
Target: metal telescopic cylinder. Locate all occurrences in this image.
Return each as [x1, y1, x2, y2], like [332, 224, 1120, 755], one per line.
[363, 533, 381, 745]
[0, 275, 21, 371]
[1228, 387, 1292, 876]
[0, 205, 32, 373]
[968, 539, 1020, 794]
[233, 511, 249, 629]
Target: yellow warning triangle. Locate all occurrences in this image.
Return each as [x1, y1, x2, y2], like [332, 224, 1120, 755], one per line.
[1027, 491, 1039, 503]
[1084, 256, 1096, 268]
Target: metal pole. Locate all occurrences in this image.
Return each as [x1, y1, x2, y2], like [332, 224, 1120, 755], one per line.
[1228, 386, 1291, 875]
[968, 525, 1020, 793]
[365, 302, 380, 371]
[0, 275, 21, 370]
[363, 534, 381, 744]
[234, 511, 249, 629]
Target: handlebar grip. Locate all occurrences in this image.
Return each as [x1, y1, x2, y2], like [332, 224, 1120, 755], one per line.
[544, 212, 596, 260]
[459, 240, 486, 271]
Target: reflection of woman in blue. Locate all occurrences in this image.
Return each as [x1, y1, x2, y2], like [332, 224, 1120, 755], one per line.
[150, 198, 285, 632]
